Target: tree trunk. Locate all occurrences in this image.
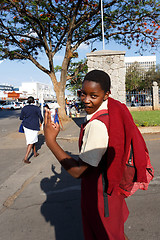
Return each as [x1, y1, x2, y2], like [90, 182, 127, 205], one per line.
[49, 49, 72, 123]
[49, 72, 69, 123]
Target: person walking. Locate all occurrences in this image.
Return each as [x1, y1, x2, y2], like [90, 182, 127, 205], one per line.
[20, 96, 43, 164]
[44, 70, 148, 240]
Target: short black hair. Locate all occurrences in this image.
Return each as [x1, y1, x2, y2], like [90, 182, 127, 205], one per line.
[44, 104, 50, 109]
[83, 70, 111, 92]
[27, 96, 35, 104]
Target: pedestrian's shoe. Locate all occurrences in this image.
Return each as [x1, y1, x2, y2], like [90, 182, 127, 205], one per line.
[24, 159, 31, 164]
[34, 153, 39, 157]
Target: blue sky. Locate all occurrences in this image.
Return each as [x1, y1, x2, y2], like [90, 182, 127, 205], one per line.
[0, 40, 159, 92]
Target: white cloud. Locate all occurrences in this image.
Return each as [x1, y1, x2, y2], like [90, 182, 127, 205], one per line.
[78, 43, 90, 50]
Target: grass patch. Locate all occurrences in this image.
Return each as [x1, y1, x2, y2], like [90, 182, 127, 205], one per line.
[131, 110, 160, 127]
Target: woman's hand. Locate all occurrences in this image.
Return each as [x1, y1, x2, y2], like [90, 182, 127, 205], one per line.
[44, 109, 60, 147]
[44, 109, 90, 179]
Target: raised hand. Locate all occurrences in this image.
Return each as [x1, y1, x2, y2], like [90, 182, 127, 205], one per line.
[44, 109, 60, 147]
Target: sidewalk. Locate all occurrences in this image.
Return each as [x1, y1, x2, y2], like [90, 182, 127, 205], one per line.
[0, 117, 160, 240]
[0, 117, 160, 212]
[0, 118, 84, 240]
[0, 118, 81, 212]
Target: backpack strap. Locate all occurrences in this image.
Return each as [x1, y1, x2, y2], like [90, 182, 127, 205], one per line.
[79, 109, 109, 151]
[90, 109, 109, 122]
[89, 109, 110, 217]
[89, 109, 109, 132]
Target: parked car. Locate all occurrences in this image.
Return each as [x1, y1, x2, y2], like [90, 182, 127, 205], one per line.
[19, 100, 28, 108]
[34, 100, 40, 107]
[0, 101, 21, 110]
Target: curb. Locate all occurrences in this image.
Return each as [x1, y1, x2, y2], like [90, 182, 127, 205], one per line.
[0, 147, 50, 213]
[138, 126, 160, 134]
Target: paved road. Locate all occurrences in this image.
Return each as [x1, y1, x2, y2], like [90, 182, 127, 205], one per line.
[0, 111, 160, 240]
[0, 109, 23, 185]
[0, 109, 21, 137]
[0, 109, 45, 185]
[125, 133, 160, 240]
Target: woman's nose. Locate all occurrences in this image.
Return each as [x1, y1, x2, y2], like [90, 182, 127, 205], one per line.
[83, 95, 90, 103]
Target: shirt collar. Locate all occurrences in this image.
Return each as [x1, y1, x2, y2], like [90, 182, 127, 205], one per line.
[86, 99, 108, 121]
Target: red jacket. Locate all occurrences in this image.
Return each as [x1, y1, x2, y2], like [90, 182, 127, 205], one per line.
[106, 97, 148, 194]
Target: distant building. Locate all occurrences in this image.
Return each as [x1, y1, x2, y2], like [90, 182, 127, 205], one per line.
[0, 84, 20, 101]
[0, 84, 15, 91]
[0, 82, 56, 102]
[19, 82, 56, 101]
[124, 55, 156, 71]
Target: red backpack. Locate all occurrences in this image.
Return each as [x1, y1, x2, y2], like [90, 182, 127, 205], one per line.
[88, 109, 154, 198]
[118, 142, 154, 197]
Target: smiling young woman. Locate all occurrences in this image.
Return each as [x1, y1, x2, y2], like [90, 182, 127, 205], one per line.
[43, 70, 151, 240]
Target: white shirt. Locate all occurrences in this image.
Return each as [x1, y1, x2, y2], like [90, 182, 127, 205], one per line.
[79, 100, 109, 167]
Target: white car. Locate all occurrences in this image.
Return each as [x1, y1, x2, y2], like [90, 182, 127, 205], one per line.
[19, 100, 40, 108]
[0, 101, 21, 110]
[19, 101, 28, 108]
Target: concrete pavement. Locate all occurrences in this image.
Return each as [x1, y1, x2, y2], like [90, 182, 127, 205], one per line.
[0, 117, 160, 240]
[0, 118, 81, 212]
[1, 117, 159, 211]
[0, 118, 84, 240]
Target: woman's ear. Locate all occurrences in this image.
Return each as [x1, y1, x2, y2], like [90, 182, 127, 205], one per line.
[103, 91, 110, 101]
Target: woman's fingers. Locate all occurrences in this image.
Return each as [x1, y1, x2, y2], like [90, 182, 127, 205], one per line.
[44, 110, 60, 135]
[44, 109, 48, 125]
[45, 109, 51, 125]
[55, 122, 60, 131]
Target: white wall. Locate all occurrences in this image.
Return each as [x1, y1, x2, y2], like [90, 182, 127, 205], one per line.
[19, 82, 55, 101]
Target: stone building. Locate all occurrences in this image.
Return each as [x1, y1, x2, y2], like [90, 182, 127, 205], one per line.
[86, 50, 126, 103]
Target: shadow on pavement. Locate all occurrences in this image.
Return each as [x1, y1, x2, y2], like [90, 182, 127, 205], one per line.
[40, 161, 84, 240]
[0, 109, 21, 119]
[28, 133, 45, 160]
[37, 133, 45, 151]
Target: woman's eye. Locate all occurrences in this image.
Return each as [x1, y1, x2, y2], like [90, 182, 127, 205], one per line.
[91, 95, 97, 99]
[81, 92, 85, 97]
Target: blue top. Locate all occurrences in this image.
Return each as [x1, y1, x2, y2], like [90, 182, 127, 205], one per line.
[20, 104, 43, 131]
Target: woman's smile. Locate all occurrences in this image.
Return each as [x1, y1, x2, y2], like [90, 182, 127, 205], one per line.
[81, 80, 109, 114]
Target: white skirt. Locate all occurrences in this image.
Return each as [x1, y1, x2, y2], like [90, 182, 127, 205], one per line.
[23, 127, 38, 145]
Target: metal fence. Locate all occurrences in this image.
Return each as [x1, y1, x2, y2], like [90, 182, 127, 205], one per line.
[126, 90, 152, 107]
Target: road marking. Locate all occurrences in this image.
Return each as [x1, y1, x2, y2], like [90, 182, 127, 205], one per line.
[146, 138, 160, 141]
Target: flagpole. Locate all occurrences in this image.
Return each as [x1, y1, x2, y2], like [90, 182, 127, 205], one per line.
[101, 0, 105, 50]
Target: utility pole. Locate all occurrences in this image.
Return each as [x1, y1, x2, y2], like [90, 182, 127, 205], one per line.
[101, 0, 105, 50]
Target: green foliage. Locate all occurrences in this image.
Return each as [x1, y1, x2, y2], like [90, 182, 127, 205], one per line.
[66, 58, 88, 93]
[131, 110, 160, 127]
[125, 62, 144, 91]
[0, 0, 159, 63]
[0, 0, 160, 117]
[126, 62, 160, 91]
[143, 64, 160, 89]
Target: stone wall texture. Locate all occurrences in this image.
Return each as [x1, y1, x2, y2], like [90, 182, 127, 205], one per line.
[86, 50, 126, 103]
[152, 81, 159, 110]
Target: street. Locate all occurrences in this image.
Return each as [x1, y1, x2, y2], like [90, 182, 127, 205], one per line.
[0, 110, 160, 240]
[0, 109, 24, 185]
[125, 133, 160, 240]
[0, 109, 21, 137]
[0, 109, 45, 186]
